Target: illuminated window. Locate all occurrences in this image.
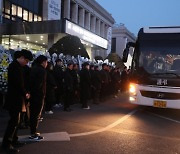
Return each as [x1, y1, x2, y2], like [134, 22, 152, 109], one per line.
[34, 14, 38, 21]
[38, 16, 42, 21]
[4, 14, 10, 19]
[12, 4, 17, 16]
[23, 10, 28, 21]
[29, 12, 33, 22]
[5, 1, 10, 14]
[17, 6, 22, 17]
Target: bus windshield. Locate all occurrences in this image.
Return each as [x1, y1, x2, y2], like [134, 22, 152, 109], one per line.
[139, 39, 180, 76]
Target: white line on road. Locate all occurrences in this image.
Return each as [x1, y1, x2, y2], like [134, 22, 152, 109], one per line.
[69, 109, 137, 137]
[0, 109, 137, 142]
[148, 112, 180, 124]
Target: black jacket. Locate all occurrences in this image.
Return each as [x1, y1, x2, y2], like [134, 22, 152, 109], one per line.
[46, 70, 56, 103]
[80, 68, 91, 99]
[100, 69, 110, 84]
[23, 65, 31, 93]
[91, 70, 101, 90]
[64, 68, 74, 92]
[53, 65, 64, 88]
[4, 60, 26, 111]
[71, 69, 80, 91]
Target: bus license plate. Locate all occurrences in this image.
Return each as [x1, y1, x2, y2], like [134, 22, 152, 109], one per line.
[153, 100, 167, 108]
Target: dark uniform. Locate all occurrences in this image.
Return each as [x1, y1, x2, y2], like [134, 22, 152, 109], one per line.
[2, 60, 27, 150]
[111, 69, 121, 95]
[71, 68, 80, 104]
[3, 60, 26, 147]
[63, 67, 74, 111]
[19, 65, 31, 128]
[2, 49, 33, 152]
[100, 69, 110, 101]
[53, 64, 64, 105]
[45, 65, 57, 112]
[91, 67, 101, 104]
[29, 64, 47, 135]
[121, 68, 128, 93]
[80, 66, 91, 108]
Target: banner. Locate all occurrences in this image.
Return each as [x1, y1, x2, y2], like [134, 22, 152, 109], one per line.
[48, 0, 61, 20]
[106, 27, 112, 55]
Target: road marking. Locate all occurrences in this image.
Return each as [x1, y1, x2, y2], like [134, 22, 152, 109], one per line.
[69, 109, 137, 137]
[148, 112, 180, 124]
[111, 129, 180, 141]
[0, 110, 137, 142]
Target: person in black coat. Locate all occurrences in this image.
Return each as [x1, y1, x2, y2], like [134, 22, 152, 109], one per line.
[80, 62, 91, 109]
[14, 51, 31, 129]
[121, 66, 128, 93]
[111, 68, 121, 97]
[63, 62, 74, 111]
[45, 62, 57, 114]
[29, 55, 47, 140]
[89, 64, 95, 101]
[19, 65, 31, 129]
[53, 59, 64, 107]
[71, 64, 80, 104]
[100, 63, 110, 101]
[91, 65, 101, 104]
[2, 49, 33, 153]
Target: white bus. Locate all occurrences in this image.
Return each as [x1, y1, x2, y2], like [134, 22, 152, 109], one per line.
[123, 27, 180, 109]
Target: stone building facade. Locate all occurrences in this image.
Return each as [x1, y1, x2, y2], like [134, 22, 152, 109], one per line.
[0, 0, 115, 59]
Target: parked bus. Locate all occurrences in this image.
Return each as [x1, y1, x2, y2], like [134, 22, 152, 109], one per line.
[123, 26, 180, 109]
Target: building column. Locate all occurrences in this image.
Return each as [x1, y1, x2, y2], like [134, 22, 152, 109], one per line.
[91, 16, 96, 33]
[0, 36, 2, 45]
[96, 19, 100, 35]
[85, 12, 90, 30]
[86, 47, 93, 60]
[72, 3, 78, 23]
[43, 0, 48, 20]
[100, 22, 105, 38]
[79, 8, 85, 27]
[64, 0, 70, 19]
[48, 34, 54, 50]
[104, 25, 108, 39]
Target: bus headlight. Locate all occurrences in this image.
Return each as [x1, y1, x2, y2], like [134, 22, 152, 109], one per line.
[129, 83, 136, 96]
[129, 97, 136, 101]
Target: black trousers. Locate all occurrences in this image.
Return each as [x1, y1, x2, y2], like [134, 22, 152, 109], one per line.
[92, 88, 100, 104]
[19, 103, 30, 127]
[100, 83, 108, 101]
[64, 91, 73, 110]
[45, 100, 53, 111]
[55, 87, 63, 104]
[81, 99, 88, 108]
[30, 100, 44, 135]
[2, 111, 20, 147]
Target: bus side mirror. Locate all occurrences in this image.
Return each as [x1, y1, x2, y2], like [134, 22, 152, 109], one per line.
[122, 48, 129, 62]
[122, 42, 135, 62]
